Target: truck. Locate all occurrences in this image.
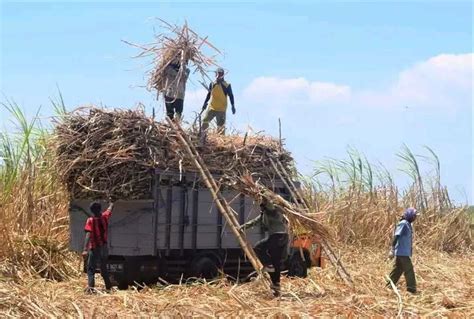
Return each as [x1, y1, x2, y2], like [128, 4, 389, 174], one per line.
[69, 169, 323, 288]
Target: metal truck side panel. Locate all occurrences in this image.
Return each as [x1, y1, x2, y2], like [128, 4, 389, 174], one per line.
[69, 200, 155, 256]
[70, 183, 272, 256]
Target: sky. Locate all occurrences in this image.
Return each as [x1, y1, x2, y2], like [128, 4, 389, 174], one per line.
[1, 1, 473, 204]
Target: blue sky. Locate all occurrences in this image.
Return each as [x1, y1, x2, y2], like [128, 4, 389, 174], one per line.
[1, 1, 472, 203]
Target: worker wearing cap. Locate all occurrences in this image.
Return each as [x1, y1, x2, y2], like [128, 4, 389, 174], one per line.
[387, 207, 418, 293]
[201, 68, 235, 134]
[164, 60, 190, 121]
[240, 197, 289, 297]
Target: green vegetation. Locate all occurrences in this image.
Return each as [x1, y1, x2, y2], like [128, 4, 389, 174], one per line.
[0, 99, 472, 282]
[308, 145, 471, 251]
[0, 97, 75, 280]
[468, 206, 474, 224]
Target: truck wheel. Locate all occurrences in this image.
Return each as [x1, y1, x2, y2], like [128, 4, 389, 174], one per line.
[190, 256, 219, 279]
[117, 280, 128, 290]
[288, 254, 308, 278]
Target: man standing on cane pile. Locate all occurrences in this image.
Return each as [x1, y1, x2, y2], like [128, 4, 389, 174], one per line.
[387, 207, 418, 294]
[164, 59, 190, 121]
[240, 197, 289, 297]
[201, 67, 236, 134]
[82, 199, 115, 293]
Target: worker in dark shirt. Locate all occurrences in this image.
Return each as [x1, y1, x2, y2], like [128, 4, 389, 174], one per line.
[82, 200, 114, 293]
[164, 60, 190, 121]
[240, 197, 289, 297]
[387, 207, 418, 293]
[201, 68, 235, 135]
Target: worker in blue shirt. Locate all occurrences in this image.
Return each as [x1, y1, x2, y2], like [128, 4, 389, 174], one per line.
[387, 207, 418, 293]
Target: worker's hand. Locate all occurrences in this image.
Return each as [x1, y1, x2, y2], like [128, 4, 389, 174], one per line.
[82, 250, 88, 257]
[231, 105, 236, 115]
[388, 250, 394, 259]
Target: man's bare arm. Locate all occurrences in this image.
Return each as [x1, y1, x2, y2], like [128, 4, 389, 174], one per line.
[82, 232, 90, 255]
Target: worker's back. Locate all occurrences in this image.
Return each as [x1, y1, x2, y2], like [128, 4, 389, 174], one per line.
[261, 207, 288, 235]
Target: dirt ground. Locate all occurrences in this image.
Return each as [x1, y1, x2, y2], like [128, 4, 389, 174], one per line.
[1, 248, 473, 318]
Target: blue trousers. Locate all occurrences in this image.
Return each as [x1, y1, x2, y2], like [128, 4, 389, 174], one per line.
[87, 246, 112, 289]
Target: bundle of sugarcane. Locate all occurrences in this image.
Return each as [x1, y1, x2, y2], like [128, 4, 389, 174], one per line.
[185, 130, 295, 177]
[124, 19, 221, 96]
[52, 107, 166, 199]
[51, 106, 294, 199]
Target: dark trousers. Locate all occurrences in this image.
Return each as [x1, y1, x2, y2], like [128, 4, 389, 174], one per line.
[165, 96, 184, 119]
[202, 109, 226, 134]
[254, 233, 289, 286]
[87, 246, 112, 289]
[388, 256, 417, 293]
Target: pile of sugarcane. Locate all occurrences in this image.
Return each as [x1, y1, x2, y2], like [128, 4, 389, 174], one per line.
[52, 106, 294, 199]
[124, 19, 221, 96]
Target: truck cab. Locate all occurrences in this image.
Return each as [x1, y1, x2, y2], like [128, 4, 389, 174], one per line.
[70, 170, 323, 288]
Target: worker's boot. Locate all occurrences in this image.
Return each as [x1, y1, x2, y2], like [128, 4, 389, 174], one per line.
[104, 282, 113, 293]
[174, 113, 182, 124]
[263, 265, 275, 273]
[84, 287, 96, 294]
[271, 284, 281, 297]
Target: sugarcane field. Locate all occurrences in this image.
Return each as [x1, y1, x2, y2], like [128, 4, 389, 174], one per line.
[1, 3, 473, 318]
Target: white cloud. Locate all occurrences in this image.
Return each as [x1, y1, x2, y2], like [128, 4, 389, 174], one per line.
[180, 54, 472, 203]
[184, 53, 472, 138]
[359, 53, 473, 109]
[243, 77, 351, 105]
[241, 53, 473, 111]
[308, 82, 352, 104]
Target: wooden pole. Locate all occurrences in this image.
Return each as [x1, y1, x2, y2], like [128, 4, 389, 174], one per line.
[169, 119, 243, 230]
[321, 241, 354, 288]
[278, 118, 282, 153]
[166, 118, 269, 287]
[274, 157, 316, 211]
[268, 157, 309, 211]
[174, 121, 248, 231]
[267, 157, 354, 288]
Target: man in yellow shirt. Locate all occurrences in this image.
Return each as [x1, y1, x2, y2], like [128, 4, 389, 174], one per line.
[201, 68, 236, 134]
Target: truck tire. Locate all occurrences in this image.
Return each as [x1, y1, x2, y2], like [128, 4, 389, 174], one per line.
[117, 280, 128, 290]
[190, 255, 219, 279]
[288, 254, 308, 278]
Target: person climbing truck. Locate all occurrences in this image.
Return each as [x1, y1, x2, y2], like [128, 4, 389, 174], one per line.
[240, 197, 289, 297]
[387, 207, 418, 294]
[164, 59, 190, 121]
[201, 67, 235, 134]
[82, 200, 115, 293]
